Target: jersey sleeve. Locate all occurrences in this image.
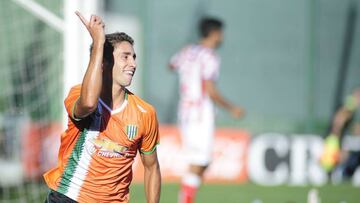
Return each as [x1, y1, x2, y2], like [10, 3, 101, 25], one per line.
[169, 51, 181, 70]
[140, 108, 160, 154]
[64, 85, 81, 121]
[170, 46, 189, 70]
[201, 52, 220, 81]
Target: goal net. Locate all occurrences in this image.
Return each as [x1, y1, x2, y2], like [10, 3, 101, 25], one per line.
[0, 0, 138, 201]
[0, 0, 63, 202]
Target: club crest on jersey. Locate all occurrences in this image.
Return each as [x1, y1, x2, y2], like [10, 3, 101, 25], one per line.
[126, 125, 138, 140]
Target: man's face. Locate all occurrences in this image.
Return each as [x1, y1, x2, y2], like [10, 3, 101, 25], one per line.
[111, 41, 137, 87]
[212, 30, 224, 48]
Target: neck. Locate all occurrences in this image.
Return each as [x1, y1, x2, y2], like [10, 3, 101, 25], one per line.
[100, 83, 127, 110]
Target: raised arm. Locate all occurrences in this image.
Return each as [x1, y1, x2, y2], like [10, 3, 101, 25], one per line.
[330, 90, 360, 137]
[330, 107, 353, 137]
[204, 80, 244, 118]
[320, 90, 360, 171]
[73, 11, 105, 119]
[141, 151, 161, 203]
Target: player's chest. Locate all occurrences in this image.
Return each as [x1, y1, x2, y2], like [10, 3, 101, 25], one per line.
[103, 112, 144, 145]
[86, 109, 144, 150]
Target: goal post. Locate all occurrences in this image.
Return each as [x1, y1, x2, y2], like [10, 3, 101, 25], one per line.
[63, 0, 100, 128]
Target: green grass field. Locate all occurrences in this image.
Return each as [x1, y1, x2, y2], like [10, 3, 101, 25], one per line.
[2, 182, 359, 202]
[130, 183, 360, 203]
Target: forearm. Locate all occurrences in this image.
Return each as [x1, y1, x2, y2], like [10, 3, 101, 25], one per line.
[207, 87, 236, 113]
[144, 164, 161, 203]
[331, 122, 344, 137]
[204, 80, 234, 111]
[72, 12, 105, 118]
[212, 92, 234, 111]
[78, 42, 104, 114]
[330, 108, 352, 136]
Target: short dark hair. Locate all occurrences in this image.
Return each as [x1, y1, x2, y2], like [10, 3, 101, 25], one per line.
[90, 32, 134, 64]
[199, 17, 223, 38]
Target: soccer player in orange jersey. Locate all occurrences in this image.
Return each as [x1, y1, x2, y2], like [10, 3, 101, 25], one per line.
[43, 12, 161, 203]
[169, 17, 244, 203]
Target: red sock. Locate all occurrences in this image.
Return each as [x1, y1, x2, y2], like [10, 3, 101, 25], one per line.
[179, 184, 197, 203]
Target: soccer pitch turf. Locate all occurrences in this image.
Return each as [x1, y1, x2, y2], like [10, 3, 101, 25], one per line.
[4, 182, 359, 202]
[130, 183, 360, 203]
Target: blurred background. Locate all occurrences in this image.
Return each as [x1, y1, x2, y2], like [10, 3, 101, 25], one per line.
[1, 0, 360, 202]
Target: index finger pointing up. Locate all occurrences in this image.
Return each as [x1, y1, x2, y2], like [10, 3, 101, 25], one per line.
[75, 11, 88, 27]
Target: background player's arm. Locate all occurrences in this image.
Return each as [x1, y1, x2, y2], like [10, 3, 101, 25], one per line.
[168, 50, 182, 71]
[330, 90, 360, 138]
[320, 106, 352, 171]
[320, 90, 360, 171]
[330, 107, 353, 137]
[168, 63, 176, 71]
[73, 11, 105, 119]
[140, 151, 161, 203]
[204, 80, 244, 118]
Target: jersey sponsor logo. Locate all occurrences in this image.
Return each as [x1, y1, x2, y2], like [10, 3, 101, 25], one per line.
[88, 138, 128, 158]
[126, 125, 138, 140]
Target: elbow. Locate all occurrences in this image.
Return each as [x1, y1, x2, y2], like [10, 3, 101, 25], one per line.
[84, 101, 98, 112]
[207, 90, 218, 101]
[168, 63, 176, 71]
[79, 99, 98, 113]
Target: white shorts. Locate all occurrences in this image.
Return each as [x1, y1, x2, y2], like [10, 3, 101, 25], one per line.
[179, 117, 214, 166]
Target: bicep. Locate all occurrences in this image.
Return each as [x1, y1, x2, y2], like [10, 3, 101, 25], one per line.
[204, 80, 218, 98]
[141, 150, 159, 169]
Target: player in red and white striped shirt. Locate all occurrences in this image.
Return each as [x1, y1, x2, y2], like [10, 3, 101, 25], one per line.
[169, 17, 244, 203]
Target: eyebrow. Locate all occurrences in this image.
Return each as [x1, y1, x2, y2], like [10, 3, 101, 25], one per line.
[122, 52, 136, 59]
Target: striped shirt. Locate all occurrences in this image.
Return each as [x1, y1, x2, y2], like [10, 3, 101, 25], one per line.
[170, 44, 220, 123]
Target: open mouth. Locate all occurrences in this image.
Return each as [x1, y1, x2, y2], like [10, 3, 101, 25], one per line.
[124, 70, 135, 76]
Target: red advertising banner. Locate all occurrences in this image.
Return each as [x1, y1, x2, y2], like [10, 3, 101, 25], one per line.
[21, 122, 61, 180]
[132, 125, 251, 183]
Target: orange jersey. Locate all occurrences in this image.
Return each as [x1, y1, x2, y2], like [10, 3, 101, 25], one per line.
[44, 85, 160, 203]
